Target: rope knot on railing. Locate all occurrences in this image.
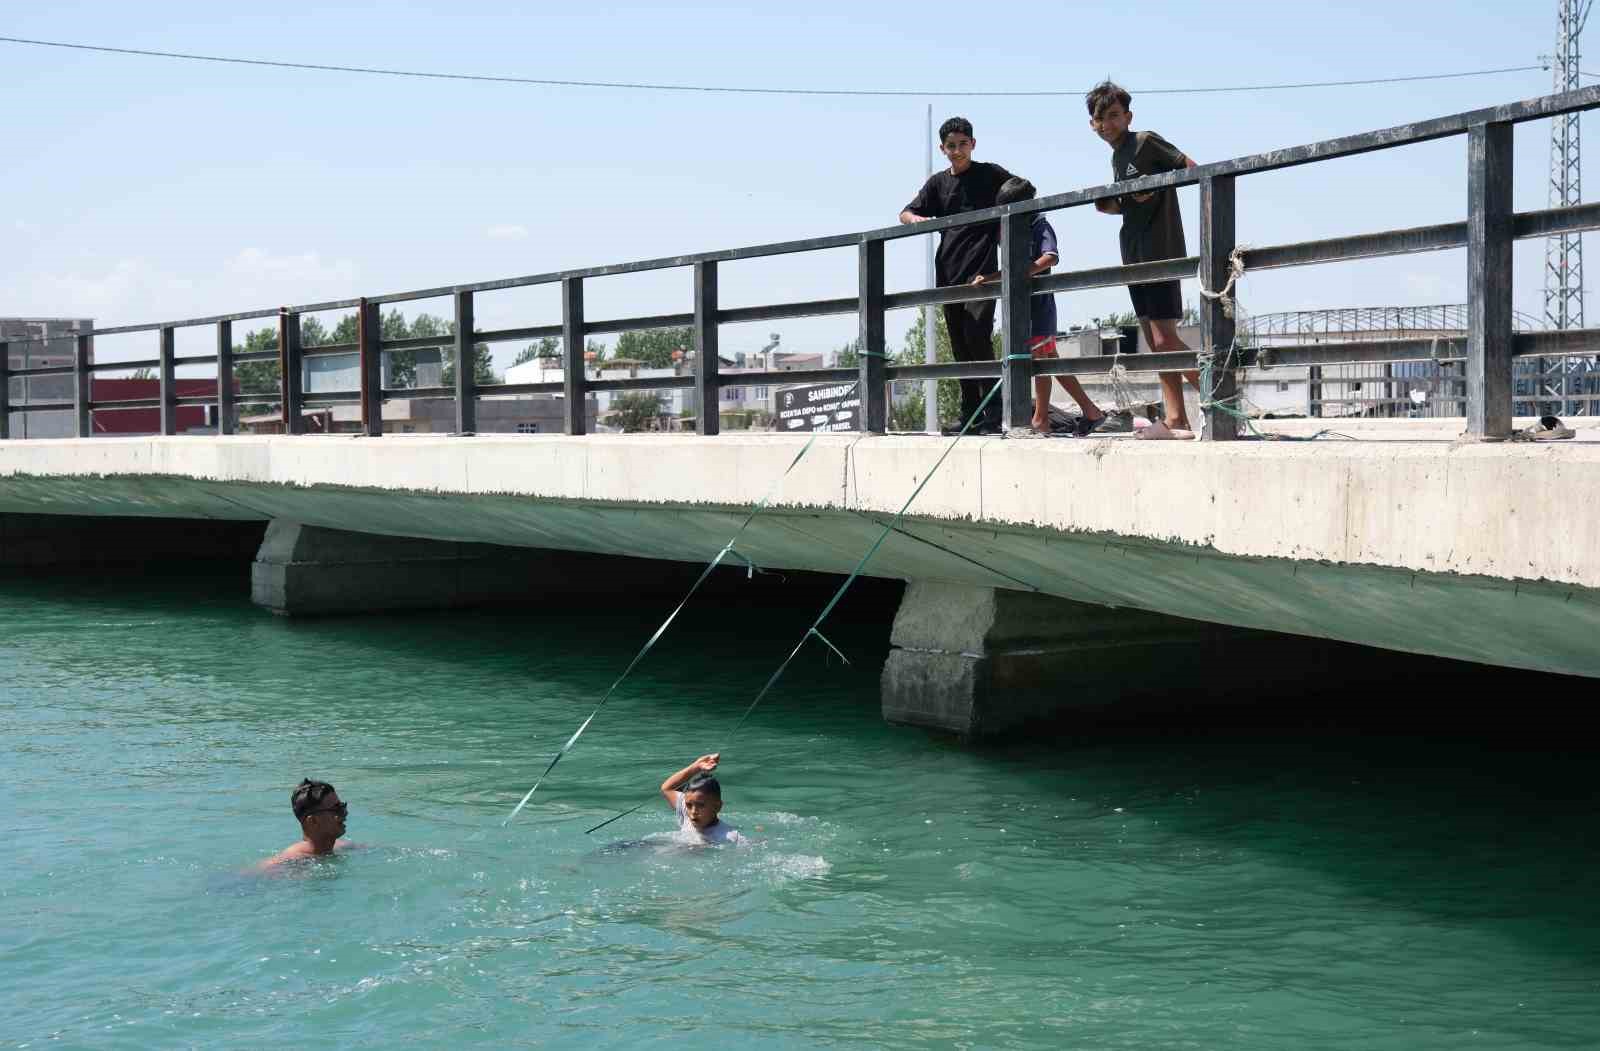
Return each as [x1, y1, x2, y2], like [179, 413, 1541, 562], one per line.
[1196, 245, 1249, 320]
[1194, 244, 1259, 431]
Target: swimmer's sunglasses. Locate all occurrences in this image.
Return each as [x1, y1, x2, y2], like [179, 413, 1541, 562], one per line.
[302, 802, 347, 819]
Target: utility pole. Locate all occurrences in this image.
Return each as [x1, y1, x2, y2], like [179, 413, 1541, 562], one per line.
[924, 104, 940, 434]
[1541, 0, 1594, 414]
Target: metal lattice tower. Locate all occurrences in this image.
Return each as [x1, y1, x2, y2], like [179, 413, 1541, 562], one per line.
[1541, 0, 1595, 413]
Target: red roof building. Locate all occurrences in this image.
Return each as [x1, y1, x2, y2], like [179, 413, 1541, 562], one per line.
[92, 378, 229, 434]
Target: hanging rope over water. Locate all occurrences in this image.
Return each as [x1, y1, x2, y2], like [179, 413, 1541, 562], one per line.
[585, 370, 1018, 835]
[501, 399, 850, 826]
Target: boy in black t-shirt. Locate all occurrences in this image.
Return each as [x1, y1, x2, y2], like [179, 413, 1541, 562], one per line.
[900, 117, 1014, 434]
[1087, 81, 1201, 440]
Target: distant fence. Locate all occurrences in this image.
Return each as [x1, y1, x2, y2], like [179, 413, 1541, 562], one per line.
[1244, 305, 1600, 419]
[7, 87, 1600, 441]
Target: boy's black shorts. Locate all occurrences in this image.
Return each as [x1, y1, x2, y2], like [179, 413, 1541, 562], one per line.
[1127, 279, 1182, 321]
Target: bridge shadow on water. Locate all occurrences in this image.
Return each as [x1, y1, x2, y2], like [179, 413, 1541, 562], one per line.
[970, 656, 1600, 967]
[5, 560, 1597, 967]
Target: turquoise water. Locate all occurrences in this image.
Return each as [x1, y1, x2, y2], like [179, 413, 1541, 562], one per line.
[4, 569, 1599, 1049]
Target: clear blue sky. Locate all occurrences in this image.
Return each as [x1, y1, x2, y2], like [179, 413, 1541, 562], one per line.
[2, 1, 1586, 366]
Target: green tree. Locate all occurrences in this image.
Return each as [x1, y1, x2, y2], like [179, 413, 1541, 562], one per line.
[380, 309, 419, 387]
[835, 336, 861, 369]
[611, 392, 662, 432]
[613, 326, 691, 368]
[233, 325, 281, 417]
[300, 315, 331, 347]
[890, 381, 925, 432]
[327, 313, 358, 345]
[440, 327, 496, 387]
[512, 336, 609, 367]
[900, 310, 961, 428]
[284, 309, 425, 386]
[512, 336, 563, 367]
[409, 313, 449, 339]
[232, 309, 434, 415]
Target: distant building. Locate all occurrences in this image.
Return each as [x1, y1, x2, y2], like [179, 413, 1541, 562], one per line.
[238, 394, 593, 435]
[304, 346, 443, 394]
[502, 345, 834, 431]
[504, 357, 694, 430]
[3, 317, 93, 438]
[1058, 322, 1309, 418]
[92, 378, 228, 435]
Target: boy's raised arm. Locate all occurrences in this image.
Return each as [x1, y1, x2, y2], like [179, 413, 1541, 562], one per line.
[660, 753, 720, 809]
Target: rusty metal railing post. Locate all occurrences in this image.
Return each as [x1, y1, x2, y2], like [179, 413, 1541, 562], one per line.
[1200, 174, 1239, 441]
[453, 290, 477, 434]
[74, 331, 92, 437]
[357, 299, 382, 436]
[999, 211, 1033, 431]
[216, 320, 235, 435]
[561, 277, 587, 435]
[278, 308, 304, 435]
[158, 325, 177, 436]
[858, 240, 887, 433]
[1465, 120, 1514, 439]
[694, 261, 720, 436]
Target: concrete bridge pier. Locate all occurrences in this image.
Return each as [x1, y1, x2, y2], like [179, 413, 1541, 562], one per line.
[250, 520, 551, 616]
[880, 581, 1340, 738]
[248, 521, 739, 616]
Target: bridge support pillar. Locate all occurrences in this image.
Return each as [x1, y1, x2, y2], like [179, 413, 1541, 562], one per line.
[881, 581, 1320, 739]
[250, 520, 548, 616]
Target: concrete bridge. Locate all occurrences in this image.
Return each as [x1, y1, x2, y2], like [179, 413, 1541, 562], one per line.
[2, 423, 1596, 735]
[7, 89, 1600, 735]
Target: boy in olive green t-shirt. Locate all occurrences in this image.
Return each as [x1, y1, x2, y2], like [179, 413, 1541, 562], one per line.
[1087, 80, 1201, 440]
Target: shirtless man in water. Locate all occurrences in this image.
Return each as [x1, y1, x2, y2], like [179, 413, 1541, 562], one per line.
[259, 779, 351, 869]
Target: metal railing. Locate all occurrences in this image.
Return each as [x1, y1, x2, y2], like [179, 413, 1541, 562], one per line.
[6, 86, 1600, 442]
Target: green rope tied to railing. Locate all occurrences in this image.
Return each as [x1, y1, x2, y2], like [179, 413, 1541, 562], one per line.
[502, 389, 852, 826]
[1195, 326, 1268, 439]
[1193, 245, 1266, 438]
[585, 375, 1008, 835]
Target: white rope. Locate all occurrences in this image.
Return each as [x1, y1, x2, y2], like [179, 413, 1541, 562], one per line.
[1193, 245, 1270, 432]
[1196, 245, 1249, 320]
[1105, 349, 1144, 413]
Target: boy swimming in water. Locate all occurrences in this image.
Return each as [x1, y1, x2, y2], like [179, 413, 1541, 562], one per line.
[258, 778, 352, 869]
[660, 753, 747, 846]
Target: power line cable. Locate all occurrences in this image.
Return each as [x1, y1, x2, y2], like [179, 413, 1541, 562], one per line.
[0, 35, 1546, 97]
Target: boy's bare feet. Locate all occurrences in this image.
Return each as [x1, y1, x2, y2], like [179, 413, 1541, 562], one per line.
[1135, 420, 1195, 440]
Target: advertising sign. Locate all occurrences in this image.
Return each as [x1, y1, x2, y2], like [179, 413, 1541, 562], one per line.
[776, 382, 862, 432]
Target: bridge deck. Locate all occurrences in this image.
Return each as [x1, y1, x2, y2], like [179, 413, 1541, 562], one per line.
[2, 425, 1597, 677]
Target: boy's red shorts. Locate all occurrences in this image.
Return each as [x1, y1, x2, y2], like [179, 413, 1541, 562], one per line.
[1027, 334, 1057, 357]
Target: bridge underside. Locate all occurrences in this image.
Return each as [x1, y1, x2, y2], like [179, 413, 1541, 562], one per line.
[0, 434, 1596, 681]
